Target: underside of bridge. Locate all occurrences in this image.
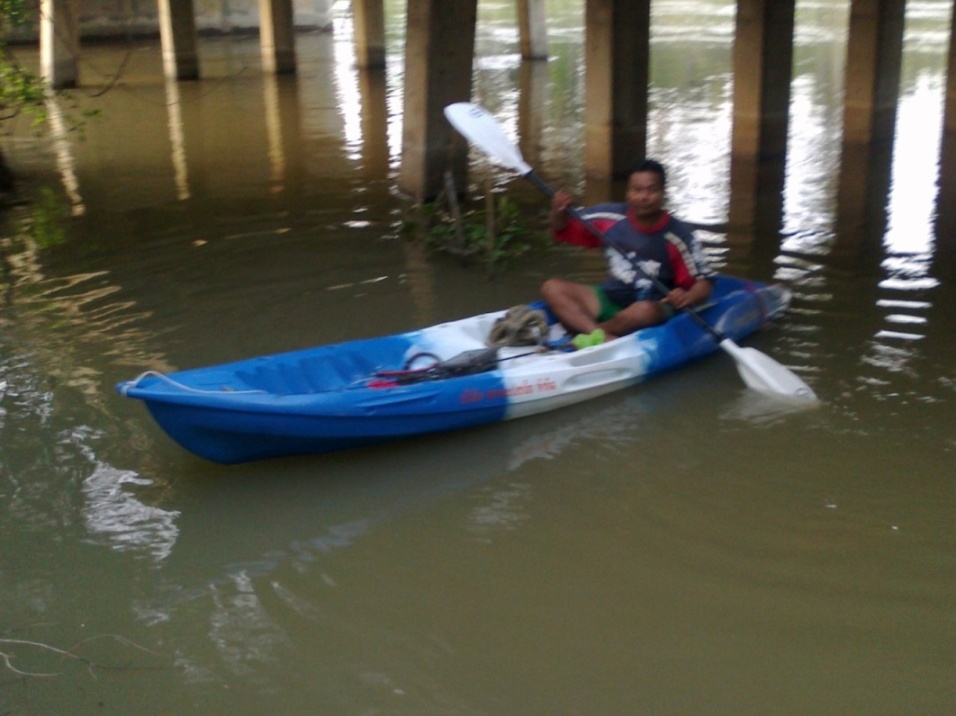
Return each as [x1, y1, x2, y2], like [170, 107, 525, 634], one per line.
[31, 0, 955, 258]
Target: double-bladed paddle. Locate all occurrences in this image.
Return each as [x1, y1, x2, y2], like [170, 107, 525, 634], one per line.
[443, 101, 818, 403]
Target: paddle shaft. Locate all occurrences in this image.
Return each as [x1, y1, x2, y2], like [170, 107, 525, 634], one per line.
[523, 170, 728, 344]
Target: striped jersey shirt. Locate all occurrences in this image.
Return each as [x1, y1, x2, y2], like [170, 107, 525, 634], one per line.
[554, 204, 714, 305]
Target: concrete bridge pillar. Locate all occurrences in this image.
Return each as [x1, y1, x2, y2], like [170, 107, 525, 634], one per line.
[843, 0, 906, 145]
[833, 140, 894, 265]
[831, 0, 905, 260]
[730, 0, 795, 160]
[727, 0, 795, 237]
[353, 0, 386, 68]
[937, 133, 956, 276]
[259, 0, 297, 74]
[518, 60, 550, 168]
[936, 4, 956, 274]
[158, 0, 200, 80]
[583, 0, 650, 188]
[944, 0, 956, 136]
[40, 0, 80, 88]
[399, 0, 478, 200]
[517, 0, 548, 60]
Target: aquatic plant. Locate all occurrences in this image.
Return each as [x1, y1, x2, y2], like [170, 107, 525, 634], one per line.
[401, 173, 549, 271]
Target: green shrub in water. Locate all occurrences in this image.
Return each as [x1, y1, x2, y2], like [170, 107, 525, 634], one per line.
[402, 192, 548, 269]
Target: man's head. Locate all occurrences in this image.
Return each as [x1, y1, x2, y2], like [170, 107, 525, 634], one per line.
[629, 159, 666, 188]
[626, 159, 667, 224]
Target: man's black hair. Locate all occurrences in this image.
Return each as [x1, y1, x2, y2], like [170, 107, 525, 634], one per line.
[628, 159, 666, 188]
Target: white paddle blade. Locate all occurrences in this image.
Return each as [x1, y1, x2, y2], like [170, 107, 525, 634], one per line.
[719, 339, 819, 403]
[444, 103, 533, 175]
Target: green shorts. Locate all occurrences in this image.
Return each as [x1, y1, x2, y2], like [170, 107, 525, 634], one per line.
[592, 286, 675, 322]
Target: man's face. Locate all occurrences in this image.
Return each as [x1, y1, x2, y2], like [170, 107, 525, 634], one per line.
[626, 171, 665, 220]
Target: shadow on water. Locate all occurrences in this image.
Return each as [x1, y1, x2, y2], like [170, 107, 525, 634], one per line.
[144, 388, 666, 587]
[130, 356, 818, 586]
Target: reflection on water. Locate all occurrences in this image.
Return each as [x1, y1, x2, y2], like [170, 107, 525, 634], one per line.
[887, 73, 945, 255]
[44, 95, 86, 216]
[1, 2, 955, 713]
[125, 388, 670, 692]
[82, 459, 180, 563]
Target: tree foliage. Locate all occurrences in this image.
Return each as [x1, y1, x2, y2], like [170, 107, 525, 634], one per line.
[0, 0, 48, 125]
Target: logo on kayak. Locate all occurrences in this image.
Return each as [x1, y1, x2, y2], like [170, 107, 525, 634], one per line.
[460, 377, 557, 404]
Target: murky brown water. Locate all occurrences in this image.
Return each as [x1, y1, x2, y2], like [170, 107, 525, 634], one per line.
[1, 2, 954, 714]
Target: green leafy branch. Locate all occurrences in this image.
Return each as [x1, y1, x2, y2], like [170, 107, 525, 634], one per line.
[402, 173, 549, 270]
[0, 0, 48, 125]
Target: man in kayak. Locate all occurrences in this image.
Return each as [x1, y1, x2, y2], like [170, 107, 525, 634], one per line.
[542, 159, 715, 349]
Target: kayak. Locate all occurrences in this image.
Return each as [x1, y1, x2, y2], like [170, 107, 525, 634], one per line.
[117, 275, 791, 464]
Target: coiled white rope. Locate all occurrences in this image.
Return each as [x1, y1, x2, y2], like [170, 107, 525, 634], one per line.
[118, 371, 266, 396]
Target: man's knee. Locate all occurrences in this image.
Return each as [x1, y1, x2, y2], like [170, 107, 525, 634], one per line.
[541, 278, 568, 299]
[611, 300, 667, 333]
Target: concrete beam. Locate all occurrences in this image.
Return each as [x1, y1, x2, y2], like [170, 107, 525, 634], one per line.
[583, 0, 650, 184]
[259, 0, 297, 74]
[399, 0, 478, 200]
[517, 0, 548, 60]
[158, 0, 200, 81]
[353, 0, 387, 69]
[843, 0, 906, 145]
[40, 0, 79, 88]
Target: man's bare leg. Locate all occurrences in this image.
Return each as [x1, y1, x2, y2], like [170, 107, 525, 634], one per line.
[598, 301, 669, 339]
[542, 280, 670, 344]
[540, 278, 601, 335]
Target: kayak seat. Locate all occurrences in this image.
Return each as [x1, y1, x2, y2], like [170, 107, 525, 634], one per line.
[236, 347, 389, 394]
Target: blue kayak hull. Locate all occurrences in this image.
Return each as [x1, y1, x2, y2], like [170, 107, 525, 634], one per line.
[117, 276, 791, 463]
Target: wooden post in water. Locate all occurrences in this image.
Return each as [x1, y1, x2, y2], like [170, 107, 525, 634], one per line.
[259, 0, 297, 74]
[842, 0, 906, 145]
[583, 0, 650, 198]
[399, 0, 478, 200]
[158, 0, 200, 81]
[517, 0, 548, 60]
[40, 0, 80, 88]
[727, 0, 796, 242]
[353, 0, 386, 68]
